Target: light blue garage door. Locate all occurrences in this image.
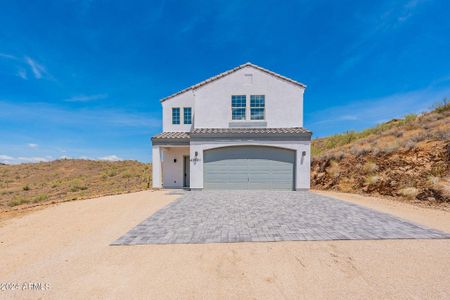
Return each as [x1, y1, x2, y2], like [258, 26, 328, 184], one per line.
[204, 146, 295, 190]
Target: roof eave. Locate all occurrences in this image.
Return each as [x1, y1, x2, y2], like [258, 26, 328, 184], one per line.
[159, 62, 306, 103]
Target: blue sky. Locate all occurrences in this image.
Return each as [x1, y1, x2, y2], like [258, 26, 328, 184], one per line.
[1, 0, 449, 163]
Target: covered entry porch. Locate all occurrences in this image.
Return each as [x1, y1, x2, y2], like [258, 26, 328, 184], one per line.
[151, 132, 191, 189]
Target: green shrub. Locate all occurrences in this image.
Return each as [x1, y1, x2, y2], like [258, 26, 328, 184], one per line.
[8, 197, 30, 207]
[431, 98, 450, 113]
[23, 185, 30, 191]
[32, 194, 48, 203]
[365, 175, 380, 185]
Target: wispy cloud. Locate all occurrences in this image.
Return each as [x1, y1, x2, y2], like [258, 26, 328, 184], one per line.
[64, 94, 108, 102]
[0, 52, 18, 60]
[27, 143, 38, 148]
[0, 155, 14, 160]
[17, 156, 51, 163]
[16, 69, 27, 79]
[337, 0, 427, 75]
[99, 155, 122, 161]
[25, 56, 48, 79]
[0, 53, 53, 80]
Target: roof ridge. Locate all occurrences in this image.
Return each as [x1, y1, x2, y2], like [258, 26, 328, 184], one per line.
[160, 63, 306, 102]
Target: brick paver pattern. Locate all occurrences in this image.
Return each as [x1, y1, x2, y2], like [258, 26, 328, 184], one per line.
[112, 191, 450, 245]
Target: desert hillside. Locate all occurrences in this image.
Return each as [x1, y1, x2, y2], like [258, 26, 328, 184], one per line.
[0, 159, 151, 211]
[311, 100, 450, 206]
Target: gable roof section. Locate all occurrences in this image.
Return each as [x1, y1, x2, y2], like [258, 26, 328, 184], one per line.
[160, 62, 306, 102]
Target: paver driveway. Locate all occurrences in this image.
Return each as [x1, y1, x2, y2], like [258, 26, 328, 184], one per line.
[112, 191, 450, 245]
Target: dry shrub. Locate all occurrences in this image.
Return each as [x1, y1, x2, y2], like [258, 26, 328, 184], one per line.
[382, 141, 400, 154]
[427, 175, 440, 187]
[399, 187, 419, 199]
[363, 162, 378, 174]
[350, 144, 370, 157]
[365, 175, 380, 185]
[326, 161, 340, 178]
[338, 178, 355, 193]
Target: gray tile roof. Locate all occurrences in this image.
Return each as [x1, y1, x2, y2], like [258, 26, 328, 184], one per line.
[191, 127, 311, 135]
[152, 132, 190, 139]
[160, 62, 307, 102]
[152, 127, 312, 145]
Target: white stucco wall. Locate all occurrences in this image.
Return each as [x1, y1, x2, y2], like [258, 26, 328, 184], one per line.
[161, 147, 190, 188]
[162, 91, 195, 132]
[161, 65, 305, 131]
[189, 140, 310, 190]
[194, 66, 304, 128]
[152, 145, 162, 188]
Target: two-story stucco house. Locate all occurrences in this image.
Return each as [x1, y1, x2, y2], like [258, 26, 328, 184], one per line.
[151, 63, 312, 191]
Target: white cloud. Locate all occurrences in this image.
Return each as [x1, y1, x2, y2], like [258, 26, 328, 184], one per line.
[17, 156, 50, 163]
[99, 155, 122, 161]
[0, 155, 13, 160]
[25, 57, 48, 79]
[65, 94, 108, 102]
[0, 53, 17, 60]
[27, 143, 38, 148]
[16, 69, 27, 79]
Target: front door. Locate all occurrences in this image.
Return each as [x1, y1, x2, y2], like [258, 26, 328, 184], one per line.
[183, 156, 190, 187]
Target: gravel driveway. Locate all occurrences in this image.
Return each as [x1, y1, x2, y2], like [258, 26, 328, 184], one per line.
[113, 191, 450, 245]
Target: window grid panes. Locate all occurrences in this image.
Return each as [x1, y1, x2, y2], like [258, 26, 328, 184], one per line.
[250, 95, 265, 120]
[172, 107, 180, 124]
[231, 95, 246, 120]
[183, 107, 192, 124]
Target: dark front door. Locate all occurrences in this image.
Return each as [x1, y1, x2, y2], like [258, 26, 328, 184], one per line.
[183, 156, 190, 187]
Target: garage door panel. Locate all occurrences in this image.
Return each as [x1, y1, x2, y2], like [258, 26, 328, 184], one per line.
[204, 146, 295, 190]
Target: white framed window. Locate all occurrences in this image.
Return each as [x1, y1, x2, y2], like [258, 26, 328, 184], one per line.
[172, 107, 180, 124]
[231, 95, 246, 120]
[250, 95, 265, 120]
[183, 107, 192, 124]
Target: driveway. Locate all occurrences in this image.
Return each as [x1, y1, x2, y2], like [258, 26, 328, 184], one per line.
[113, 191, 450, 245]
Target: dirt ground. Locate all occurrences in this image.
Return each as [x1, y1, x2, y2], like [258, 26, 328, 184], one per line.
[0, 190, 449, 299]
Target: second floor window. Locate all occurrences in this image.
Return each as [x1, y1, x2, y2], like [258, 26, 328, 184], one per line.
[250, 95, 265, 120]
[231, 95, 246, 120]
[183, 107, 192, 124]
[172, 107, 180, 124]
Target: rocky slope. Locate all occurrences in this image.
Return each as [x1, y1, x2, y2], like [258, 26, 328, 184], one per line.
[311, 100, 450, 206]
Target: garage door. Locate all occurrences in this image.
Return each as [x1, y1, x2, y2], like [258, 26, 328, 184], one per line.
[204, 146, 295, 190]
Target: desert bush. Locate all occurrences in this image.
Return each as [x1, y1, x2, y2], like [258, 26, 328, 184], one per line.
[330, 151, 345, 161]
[338, 178, 354, 193]
[430, 163, 448, 177]
[363, 162, 379, 174]
[70, 180, 88, 192]
[399, 187, 419, 199]
[8, 196, 30, 207]
[403, 113, 417, 123]
[351, 145, 370, 157]
[365, 175, 380, 185]
[403, 139, 416, 150]
[431, 98, 450, 113]
[326, 161, 340, 178]
[427, 176, 440, 187]
[381, 141, 400, 154]
[23, 185, 30, 191]
[32, 194, 48, 203]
